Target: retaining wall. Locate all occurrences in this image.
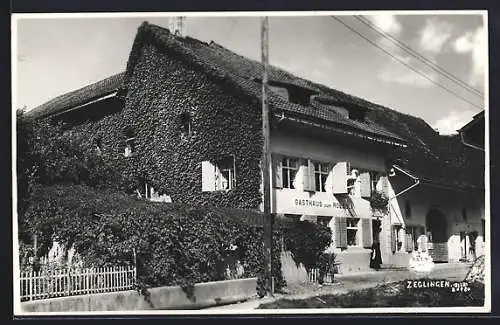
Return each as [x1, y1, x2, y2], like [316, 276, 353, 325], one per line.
[21, 277, 257, 312]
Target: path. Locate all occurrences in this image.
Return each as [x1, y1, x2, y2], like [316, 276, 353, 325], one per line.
[204, 262, 472, 310]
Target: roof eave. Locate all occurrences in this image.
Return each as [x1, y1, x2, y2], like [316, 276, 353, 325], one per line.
[35, 91, 120, 120]
[275, 112, 407, 148]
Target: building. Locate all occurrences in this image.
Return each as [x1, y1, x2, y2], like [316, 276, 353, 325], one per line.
[26, 22, 485, 273]
[459, 110, 485, 150]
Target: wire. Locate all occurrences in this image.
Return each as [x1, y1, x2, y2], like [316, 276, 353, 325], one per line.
[354, 15, 484, 98]
[330, 16, 483, 110]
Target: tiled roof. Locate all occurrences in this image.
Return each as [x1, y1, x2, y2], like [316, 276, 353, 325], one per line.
[27, 72, 126, 119]
[27, 22, 483, 189]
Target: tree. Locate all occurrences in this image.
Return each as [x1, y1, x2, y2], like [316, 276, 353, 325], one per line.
[16, 110, 123, 250]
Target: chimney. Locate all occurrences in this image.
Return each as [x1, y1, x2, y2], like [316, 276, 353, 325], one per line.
[170, 16, 185, 37]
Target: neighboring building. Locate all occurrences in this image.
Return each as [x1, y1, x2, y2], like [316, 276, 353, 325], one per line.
[26, 22, 485, 273]
[459, 110, 485, 150]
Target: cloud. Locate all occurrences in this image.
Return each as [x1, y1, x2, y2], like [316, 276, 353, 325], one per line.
[377, 55, 437, 88]
[366, 14, 402, 36]
[418, 18, 455, 54]
[432, 110, 476, 135]
[273, 56, 335, 86]
[452, 26, 486, 87]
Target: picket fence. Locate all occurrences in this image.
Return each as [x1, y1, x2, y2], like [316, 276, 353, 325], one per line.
[307, 268, 335, 284]
[20, 265, 137, 302]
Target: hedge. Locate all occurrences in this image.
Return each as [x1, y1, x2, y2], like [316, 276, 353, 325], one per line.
[23, 184, 286, 298]
[283, 220, 332, 270]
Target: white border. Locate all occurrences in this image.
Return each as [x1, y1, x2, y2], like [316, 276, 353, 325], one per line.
[11, 10, 490, 316]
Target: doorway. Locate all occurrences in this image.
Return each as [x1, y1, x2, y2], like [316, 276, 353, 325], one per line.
[426, 208, 448, 262]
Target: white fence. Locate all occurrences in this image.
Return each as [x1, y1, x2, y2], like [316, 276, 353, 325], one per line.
[20, 265, 136, 301]
[307, 268, 335, 284]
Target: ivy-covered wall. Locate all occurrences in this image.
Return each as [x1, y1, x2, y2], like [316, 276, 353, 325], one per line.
[71, 42, 264, 209]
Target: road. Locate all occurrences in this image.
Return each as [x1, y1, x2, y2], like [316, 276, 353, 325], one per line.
[204, 262, 472, 310]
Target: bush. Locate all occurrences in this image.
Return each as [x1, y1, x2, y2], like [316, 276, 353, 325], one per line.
[283, 220, 332, 270]
[21, 184, 285, 298]
[317, 252, 337, 284]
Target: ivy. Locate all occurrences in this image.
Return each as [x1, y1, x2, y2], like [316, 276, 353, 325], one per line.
[25, 184, 285, 296]
[370, 190, 389, 214]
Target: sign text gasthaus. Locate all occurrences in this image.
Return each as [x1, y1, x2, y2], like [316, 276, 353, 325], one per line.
[293, 198, 343, 209]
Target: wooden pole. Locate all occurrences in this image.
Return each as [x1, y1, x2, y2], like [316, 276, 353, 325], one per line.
[261, 16, 274, 297]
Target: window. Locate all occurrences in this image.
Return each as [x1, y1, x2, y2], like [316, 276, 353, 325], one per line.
[348, 110, 366, 122]
[201, 156, 236, 192]
[123, 127, 135, 157]
[94, 137, 102, 155]
[282, 157, 299, 189]
[462, 207, 467, 221]
[347, 168, 359, 196]
[391, 225, 403, 252]
[136, 179, 151, 199]
[314, 162, 329, 192]
[405, 225, 425, 252]
[346, 218, 360, 246]
[216, 157, 236, 191]
[405, 200, 412, 218]
[179, 111, 193, 138]
[370, 171, 380, 192]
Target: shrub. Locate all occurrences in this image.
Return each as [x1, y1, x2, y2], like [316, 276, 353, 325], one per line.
[317, 252, 337, 284]
[21, 184, 285, 297]
[283, 220, 332, 270]
[370, 190, 389, 214]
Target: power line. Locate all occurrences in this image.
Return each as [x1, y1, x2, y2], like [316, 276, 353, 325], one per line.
[354, 15, 484, 98]
[330, 16, 483, 110]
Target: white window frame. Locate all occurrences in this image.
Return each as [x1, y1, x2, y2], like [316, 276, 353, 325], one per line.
[215, 157, 236, 191]
[406, 225, 424, 252]
[281, 157, 299, 189]
[346, 217, 361, 247]
[313, 161, 329, 192]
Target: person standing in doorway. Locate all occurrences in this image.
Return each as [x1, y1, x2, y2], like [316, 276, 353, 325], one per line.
[370, 220, 382, 270]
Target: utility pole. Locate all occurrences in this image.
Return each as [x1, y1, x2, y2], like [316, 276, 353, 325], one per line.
[261, 16, 274, 297]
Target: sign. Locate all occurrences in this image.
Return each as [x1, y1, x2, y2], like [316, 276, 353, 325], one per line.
[293, 198, 343, 209]
[273, 189, 371, 217]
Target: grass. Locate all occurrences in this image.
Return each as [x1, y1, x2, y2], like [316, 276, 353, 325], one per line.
[258, 279, 485, 308]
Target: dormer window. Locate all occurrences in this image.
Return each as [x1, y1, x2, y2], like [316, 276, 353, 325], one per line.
[348, 108, 366, 122]
[123, 127, 135, 157]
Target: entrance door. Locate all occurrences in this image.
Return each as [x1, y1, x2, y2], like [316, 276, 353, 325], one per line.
[426, 209, 448, 262]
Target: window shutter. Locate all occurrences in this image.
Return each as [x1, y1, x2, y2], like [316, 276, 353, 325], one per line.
[273, 156, 283, 188]
[303, 160, 315, 192]
[359, 172, 372, 198]
[406, 229, 414, 252]
[332, 162, 348, 194]
[361, 218, 372, 248]
[335, 217, 347, 249]
[390, 225, 396, 253]
[201, 160, 215, 192]
[380, 176, 390, 197]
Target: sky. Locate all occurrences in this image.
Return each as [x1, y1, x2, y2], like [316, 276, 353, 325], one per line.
[14, 12, 487, 135]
